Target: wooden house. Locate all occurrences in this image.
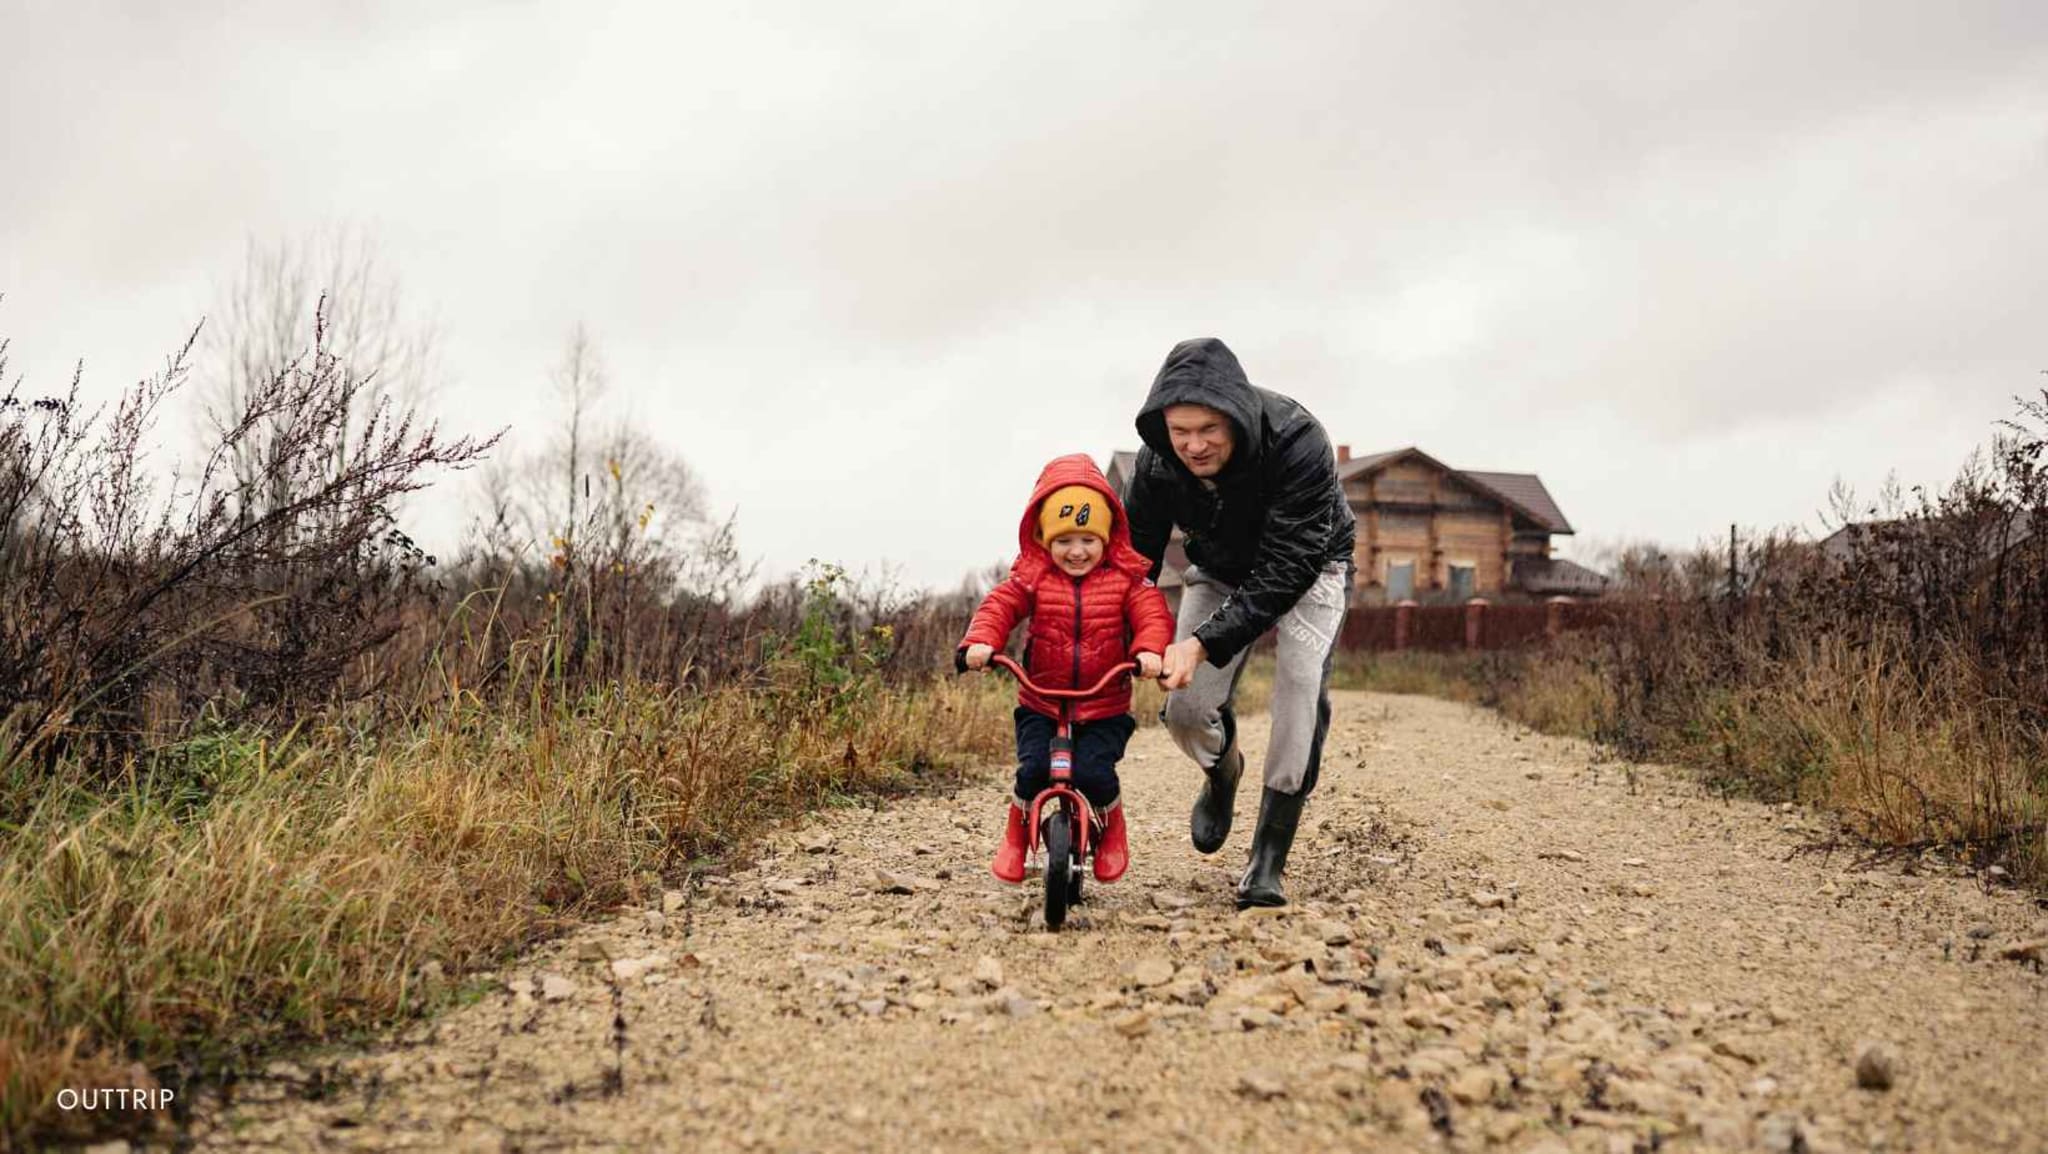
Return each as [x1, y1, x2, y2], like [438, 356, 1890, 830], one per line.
[1339, 446, 1603, 603]
[1107, 445, 1604, 607]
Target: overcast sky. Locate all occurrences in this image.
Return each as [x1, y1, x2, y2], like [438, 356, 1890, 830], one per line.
[5, 1, 2044, 589]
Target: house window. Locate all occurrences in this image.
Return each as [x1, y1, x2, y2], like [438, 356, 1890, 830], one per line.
[1386, 560, 1415, 600]
[1448, 563, 1476, 601]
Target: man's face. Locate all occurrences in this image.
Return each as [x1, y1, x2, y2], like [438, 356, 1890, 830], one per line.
[1163, 404, 1234, 477]
[1047, 533, 1104, 577]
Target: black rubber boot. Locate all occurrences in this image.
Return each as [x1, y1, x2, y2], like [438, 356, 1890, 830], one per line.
[1236, 786, 1306, 909]
[1189, 708, 1242, 854]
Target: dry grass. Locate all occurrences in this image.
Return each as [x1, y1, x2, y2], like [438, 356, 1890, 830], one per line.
[1327, 651, 1485, 702]
[0, 674, 1010, 1148]
[1169, 629, 2048, 890]
[1128, 651, 1483, 731]
[1450, 392, 2048, 888]
[1485, 645, 1611, 739]
[1772, 637, 2044, 872]
[1481, 628, 2047, 887]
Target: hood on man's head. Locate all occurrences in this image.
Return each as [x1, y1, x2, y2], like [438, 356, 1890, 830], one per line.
[1134, 337, 1262, 474]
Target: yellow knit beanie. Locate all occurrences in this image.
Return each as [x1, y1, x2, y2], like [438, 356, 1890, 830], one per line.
[1037, 485, 1111, 544]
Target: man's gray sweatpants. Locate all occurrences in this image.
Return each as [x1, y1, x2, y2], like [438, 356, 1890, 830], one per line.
[1163, 561, 1350, 797]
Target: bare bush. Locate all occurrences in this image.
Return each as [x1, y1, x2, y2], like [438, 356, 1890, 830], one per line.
[6, 303, 988, 774]
[0, 307, 1001, 1150]
[1491, 391, 2048, 878]
[200, 228, 439, 498]
[0, 304, 496, 778]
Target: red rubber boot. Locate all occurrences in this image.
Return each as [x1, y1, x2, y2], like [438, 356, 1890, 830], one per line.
[1093, 800, 1129, 883]
[990, 801, 1029, 884]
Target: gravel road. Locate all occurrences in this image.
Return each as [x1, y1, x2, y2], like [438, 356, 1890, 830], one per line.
[195, 691, 2048, 1153]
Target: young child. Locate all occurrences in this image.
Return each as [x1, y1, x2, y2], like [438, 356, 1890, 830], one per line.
[959, 453, 1174, 884]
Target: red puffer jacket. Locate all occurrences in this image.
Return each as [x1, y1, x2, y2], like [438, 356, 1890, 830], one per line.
[961, 454, 1175, 723]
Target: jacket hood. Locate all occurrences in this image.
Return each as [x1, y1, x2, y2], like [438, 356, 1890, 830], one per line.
[1134, 337, 1263, 477]
[1012, 454, 1153, 583]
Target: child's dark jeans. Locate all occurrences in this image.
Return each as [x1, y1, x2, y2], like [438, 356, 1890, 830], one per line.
[1013, 706, 1134, 810]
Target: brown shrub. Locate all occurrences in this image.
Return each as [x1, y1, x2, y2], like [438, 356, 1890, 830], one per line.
[1479, 392, 2048, 884]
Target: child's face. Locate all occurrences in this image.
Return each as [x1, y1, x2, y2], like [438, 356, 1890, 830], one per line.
[1047, 533, 1104, 577]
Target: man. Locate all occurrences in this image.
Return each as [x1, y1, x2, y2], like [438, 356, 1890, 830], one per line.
[1124, 338, 1355, 908]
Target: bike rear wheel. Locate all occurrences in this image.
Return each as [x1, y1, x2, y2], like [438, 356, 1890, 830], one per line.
[1042, 810, 1074, 931]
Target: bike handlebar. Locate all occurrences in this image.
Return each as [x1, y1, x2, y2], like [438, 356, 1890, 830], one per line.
[956, 650, 1143, 699]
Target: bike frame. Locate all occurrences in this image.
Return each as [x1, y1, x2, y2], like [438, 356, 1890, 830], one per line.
[982, 654, 1137, 860]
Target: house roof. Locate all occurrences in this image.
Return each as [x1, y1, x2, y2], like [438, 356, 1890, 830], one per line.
[1343, 446, 1575, 534]
[1335, 449, 1405, 478]
[1820, 511, 2036, 563]
[1512, 557, 1610, 595]
[1817, 520, 1891, 563]
[1462, 471, 1574, 534]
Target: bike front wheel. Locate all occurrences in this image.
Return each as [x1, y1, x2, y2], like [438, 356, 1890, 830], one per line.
[1042, 809, 1074, 931]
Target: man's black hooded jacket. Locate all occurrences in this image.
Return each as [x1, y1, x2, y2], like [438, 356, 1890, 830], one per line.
[1125, 338, 1356, 667]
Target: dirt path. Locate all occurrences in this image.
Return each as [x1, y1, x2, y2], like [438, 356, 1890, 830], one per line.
[195, 692, 2048, 1153]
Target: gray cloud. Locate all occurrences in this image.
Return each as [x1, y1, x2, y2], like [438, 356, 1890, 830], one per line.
[4, 0, 2044, 586]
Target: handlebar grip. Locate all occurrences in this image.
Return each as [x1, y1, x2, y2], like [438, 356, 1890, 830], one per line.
[953, 647, 970, 675]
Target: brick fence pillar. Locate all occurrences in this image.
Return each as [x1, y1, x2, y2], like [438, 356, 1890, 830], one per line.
[1393, 600, 1417, 651]
[1545, 595, 1573, 640]
[1464, 598, 1489, 649]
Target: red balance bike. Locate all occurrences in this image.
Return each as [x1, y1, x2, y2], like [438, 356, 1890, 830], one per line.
[958, 652, 1138, 931]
